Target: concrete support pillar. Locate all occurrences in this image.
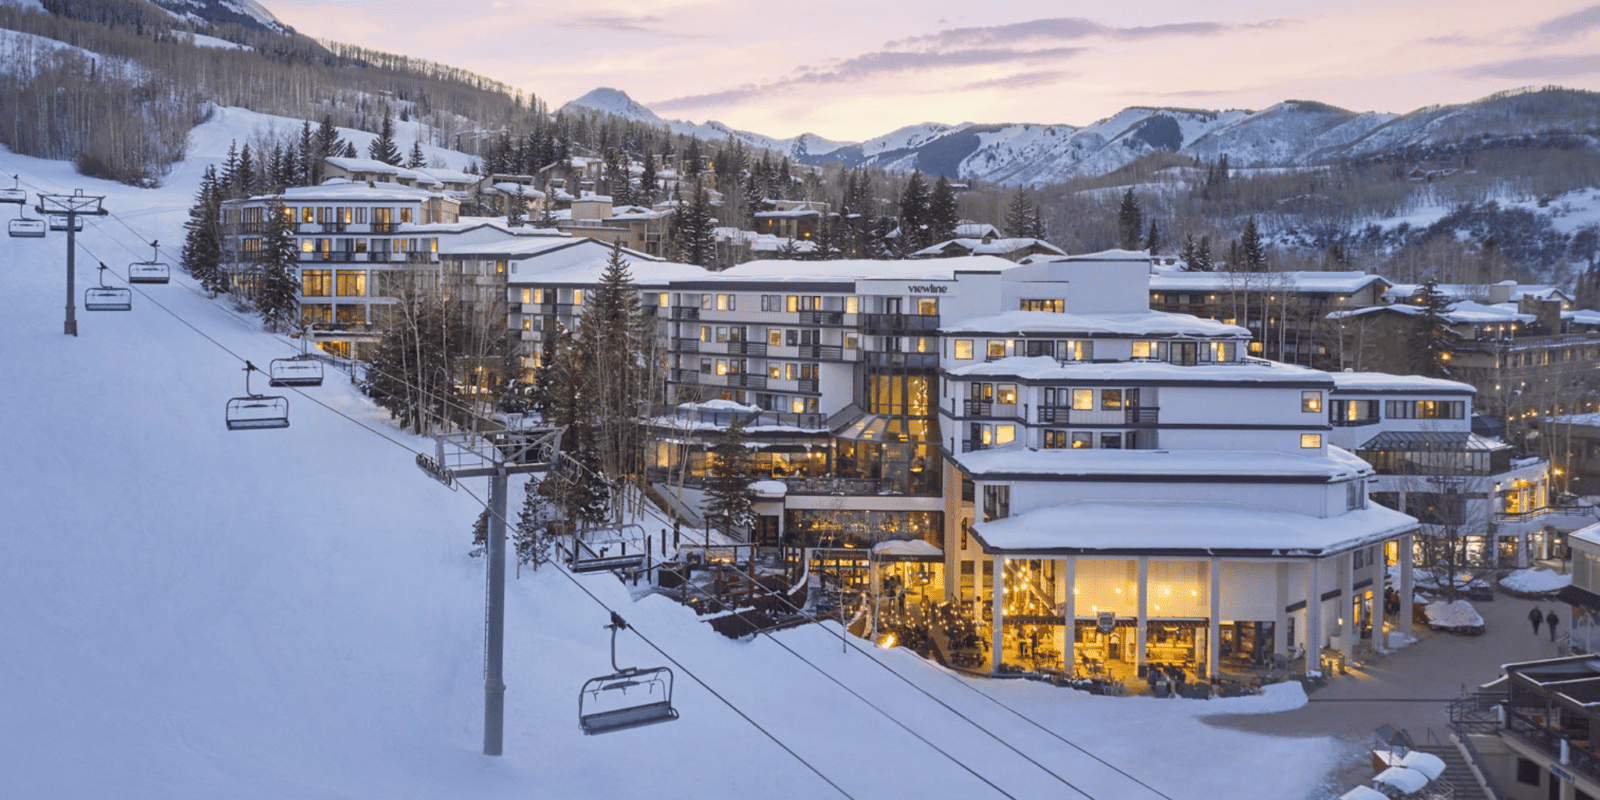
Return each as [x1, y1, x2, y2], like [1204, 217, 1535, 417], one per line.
[1340, 553, 1356, 666]
[1399, 534, 1414, 640]
[1275, 563, 1290, 656]
[1208, 557, 1221, 682]
[990, 554, 1004, 675]
[1062, 557, 1076, 675]
[1307, 559, 1323, 675]
[1136, 556, 1149, 670]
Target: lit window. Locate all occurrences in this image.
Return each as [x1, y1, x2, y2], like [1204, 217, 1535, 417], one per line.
[768, 329, 782, 347]
[1072, 389, 1094, 410]
[1301, 434, 1322, 449]
[1071, 432, 1092, 448]
[521, 288, 531, 304]
[768, 364, 781, 380]
[987, 340, 1007, 358]
[1101, 389, 1122, 410]
[845, 334, 859, 350]
[997, 384, 1017, 404]
[659, 293, 670, 307]
[1249, 341, 1263, 353]
[335, 270, 366, 297]
[716, 359, 728, 376]
[918, 298, 938, 315]
[996, 425, 1015, 445]
[532, 288, 543, 304]
[1302, 391, 1323, 413]
[301, 239, 314, 253]
[700, 326, 709, 342]
[1132, 340, 1153, 359]
[521, 317, 531, 331]
[954, 339, 974, 359]
[846, 296, 859, 314]
[786, 295, 798, 312]
[792, 400, 805, 413]
[573, 289, 583, 306]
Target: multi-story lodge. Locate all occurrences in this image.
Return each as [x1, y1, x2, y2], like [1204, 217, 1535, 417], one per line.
[654, 250, 1422, 682]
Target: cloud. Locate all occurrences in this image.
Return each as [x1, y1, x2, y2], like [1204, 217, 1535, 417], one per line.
[556, 14, 672, 34]
[957, 71, 1073, 92]
[1536, 4, 1600, 37]
[655, 46, 1085, 110]
[1464, 53, 1600, 79]
[1421, 35, 1484, 46]
[888, 16, 1294, 48]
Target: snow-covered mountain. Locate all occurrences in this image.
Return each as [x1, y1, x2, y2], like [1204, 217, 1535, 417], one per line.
[147, 0, 290, 35]
[562, 87, 1600, 187]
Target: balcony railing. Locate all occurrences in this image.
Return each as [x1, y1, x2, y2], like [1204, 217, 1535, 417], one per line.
[671, 307, 700, 320]
[673, 338, 700, 353]
[799, 310, 845, 326]
[797, 344, 843, 360]
[731, 340, 767, 356]
[1330, 416, 1380, 427]
[858, 313, 939, 335]
[797, 378, 819, 393]
[965, 400, 992, 416]
[1035, 406, 1160, 425]
[1496, 504, 1599, 523]
[865, 351, 937, 369]
[669, 369, 700, 383]
[371, 221, 398, 233]
[727, 373, 767, 389]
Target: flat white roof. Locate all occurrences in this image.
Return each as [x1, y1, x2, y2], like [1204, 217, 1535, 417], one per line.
[1149, 270, 1384, 293]
[1328, 371, 1474, 394]
[945, 310, 1247, 338]
[246, 180, 438, 203]
[948, 355, 1332, 384]
[950, 444, 1369, 481]
[973, 499, 1416, 554]
[711, 255, 1016, 283]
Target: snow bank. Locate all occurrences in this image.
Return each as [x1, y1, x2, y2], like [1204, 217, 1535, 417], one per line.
[1500, 568, 1571, 595]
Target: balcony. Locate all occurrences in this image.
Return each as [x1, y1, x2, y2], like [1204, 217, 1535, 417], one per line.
[964, 400, 992, 416]
[730, 340, 767, 356]
[669, 369, 700, 383]
[797, 378, 819, 393]
[671, 307, 700, 320]
[371, 221, 398, 233]
[859, 313, 939, 335]
[673, 338, 700, 353]
[1330, 416, 1380, 427]
[727, 373, 767, 389]
[1035, 406, 1159, 425]
[796, 344, 843, 360]
[865, 351, 937, 369]
[799, 310, 845, 326]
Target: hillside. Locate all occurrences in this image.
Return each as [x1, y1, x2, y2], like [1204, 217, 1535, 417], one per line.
[0, 109, 1334, 799]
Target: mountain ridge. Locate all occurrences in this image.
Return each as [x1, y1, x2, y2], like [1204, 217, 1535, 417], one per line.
[561, 87, 1600, 187]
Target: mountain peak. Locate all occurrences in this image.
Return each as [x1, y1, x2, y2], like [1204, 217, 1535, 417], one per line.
[563, 88, 663, 124]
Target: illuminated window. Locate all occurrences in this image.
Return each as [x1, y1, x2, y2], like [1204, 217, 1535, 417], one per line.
[1212, 341, 1236, 361]
[846, 296, 860, 314]
[1071, 432, 1092, 448]
[521, 316, 531, 331]
[659, 293, 670, 307]
[1249, 341, 1263, 353]
[520, 288, 531, 304]
[700, 326, 709, 342]
[495, 260, 506, 274]
[954, 339, 974, 359]
[335, 270, 366, 297]
[572, 289, 583, 306]
[1302, 391, 1323, 413]
[768, 329, 782, 347]
[1020, 298, 1064, 312]
[1072, 389, 1094, 410]
[768, 364, 781, 380]
[1301, 434, 1322, 449]
[302, 269, 332, 297]
[786, 295, 799, 312]
[400, 207, 412, 223]
[792, 400, 805, 413]
[1101, 389, 1122, 410]
[916, 337, 931, 353]
[717, 293, 734, 311]
[997, 384, 1017, 404]
[987, 340, 1007, 358]
[301, 239, 314, 253]
[301, 207, 314, 224]
[1132, 340, 1154, 358]
[716, 359, 728, 376]
[918, 298, 938, 315]
[996, 425, 1015, 445]
[845, 334, 859, 350]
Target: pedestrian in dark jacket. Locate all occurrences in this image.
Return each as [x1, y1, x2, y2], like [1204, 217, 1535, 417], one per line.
[1530, 606, 1544, 634]
[1548, 609, 1560, 642]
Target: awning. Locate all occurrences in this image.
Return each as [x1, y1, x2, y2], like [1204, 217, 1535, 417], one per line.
[1557, 584, 1600, 613]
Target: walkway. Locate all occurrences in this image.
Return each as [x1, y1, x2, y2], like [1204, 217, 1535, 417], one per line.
[1204, 588, 1572, 798]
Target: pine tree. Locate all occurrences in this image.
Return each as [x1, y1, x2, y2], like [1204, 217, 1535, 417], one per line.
[296, 121, 316, 186]
[369, 114, 402, 166]
[314, 115, 345, 183]
[507, 184, 527, 228]
[513, 476, 555, 569]
[1117, 189, 1143, 251]
[703, 421, 756, 540]
[1193, 235, 1214, 271]
[928, 175, 959, 244]
[1146, 220, 1161, 257]
[898, 171, 930, 251]
[1003, 187, 1035, 238]
[181, 165, 228, 296]
[407, 141, 426, 169]
[637, 153, 658, 205]
[577, 243, 648, 482]
[683, 137, 702, 180]
[1413, 279, 1463, 378]
[469, 508, 489, 557]
[675, 182, 716, 268]
[255, 196, 301, 331]
[1240, 216, 1268, 272]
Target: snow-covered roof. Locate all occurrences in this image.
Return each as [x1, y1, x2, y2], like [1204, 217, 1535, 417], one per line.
[246, 181, 438, 203]
[1149, 271, 1385, 294]
[874, 539, 942, 557]
[1328, 372, 1474, 394]
[971, 499, 1414, 555]
[1568, 309, 1600, 326]
[411, 167, 479, 185]
[1445, 300, 1534, 324]
[951, 444, 1368, 481]
[489, 182, 546, 199]
[948, 355, 1332, 385]
[708, 255, 1017, 283]
[945, 310, 1247, 338]
[955, 223, 1002, 239]
[913, 237, 1065, 258]
[325, 156, 404, 175]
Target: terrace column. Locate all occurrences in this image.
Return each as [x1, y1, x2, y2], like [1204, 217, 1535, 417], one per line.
[1208, 557, 1221, 682]
[1306, 560, 1324, 675]
[1399, 534, 1414, 640]
[990, 554, 1004, 675]
[1275, 563, 1290, 657]
[1136, 556, 1149, 671]
[1062, 557, 1077, 675]
[1341, 553, 1356, 666]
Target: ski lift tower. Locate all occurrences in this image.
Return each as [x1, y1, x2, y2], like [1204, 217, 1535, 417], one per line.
[416, 426, 564, 756]
[38, 190, 108, 336]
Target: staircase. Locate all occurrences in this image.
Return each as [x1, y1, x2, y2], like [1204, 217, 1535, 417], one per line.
[1412, 743, 1491, 800]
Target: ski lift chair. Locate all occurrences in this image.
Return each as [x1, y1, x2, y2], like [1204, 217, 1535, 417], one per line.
[225, 362, 290, 430]
[579, 612, 679, 735]
[83, 263, 131, 311]
[127, 240, 170, 284]
[47, 214, 81, 232]
[8, 217, 45, 238]
[0, 176, 24, 204]
[268, 355, 324, 387]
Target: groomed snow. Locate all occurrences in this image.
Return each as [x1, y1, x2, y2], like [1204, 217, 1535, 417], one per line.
[0, 106, 1340, 799]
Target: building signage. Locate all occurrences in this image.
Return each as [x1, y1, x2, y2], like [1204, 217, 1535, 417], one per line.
[906, 284, 949, 294]
[1097, 611, 1117, 634]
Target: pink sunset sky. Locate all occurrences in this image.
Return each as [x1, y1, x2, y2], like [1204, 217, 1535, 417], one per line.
[267, 0, 1600, 142]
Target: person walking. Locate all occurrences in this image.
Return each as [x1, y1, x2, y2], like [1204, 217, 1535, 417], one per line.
[1530, 606, 1544, 634]
[1548, 609, 1561, 643]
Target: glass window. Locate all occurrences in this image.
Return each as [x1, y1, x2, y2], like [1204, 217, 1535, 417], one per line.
[918, 298, 937, 315]
[954, 339, 974, 359]
[996, 425, 1015, 445]
[1071, 432, 1093, 448]
[768, 329, 782, 347]
[715, 327, 728, 343]
[1302, 391, 1323, 413]
[1301, 433, 1323, 449]
[1100, 433, 1123, 449]
[302, 269, 332, 297]
[1072, 389, 1094, 410]
[997, 384, 1017, 404]
[335, 270, 366, 297]
[659, 292, 670, 307]
[1132, 340, 1154, 359]
[846, 296, 860, 314]
[786, 295, 798, 312]
[845, 333, 859, 350]
[987, 340, 1007, 358]
[1101, 389, 1123, 410]
[573, 289, 583, 305]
